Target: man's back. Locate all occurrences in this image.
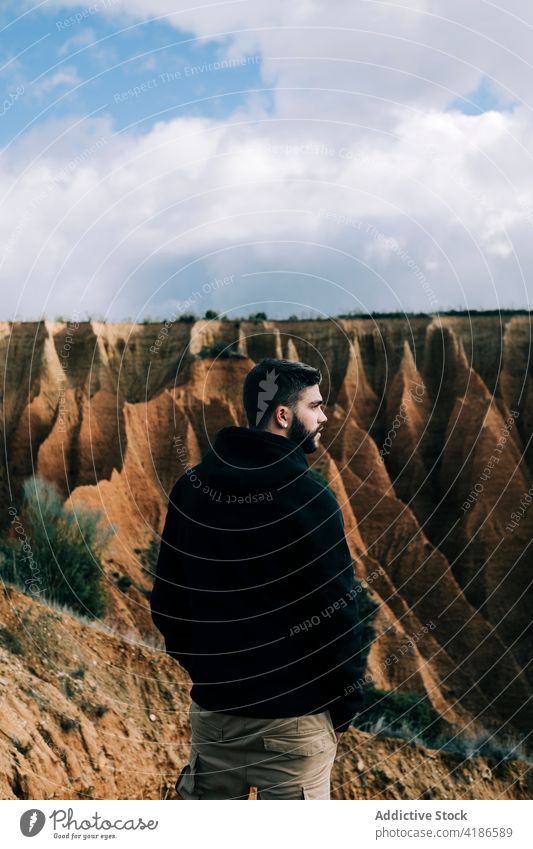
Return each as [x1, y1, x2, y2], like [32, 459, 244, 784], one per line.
[151, 424, 366, 727]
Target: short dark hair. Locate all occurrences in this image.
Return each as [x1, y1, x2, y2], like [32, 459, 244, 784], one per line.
[243, 358, 322, 430]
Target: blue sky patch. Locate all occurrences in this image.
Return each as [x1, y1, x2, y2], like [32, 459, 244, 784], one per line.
[0, 6, 270, 145]
[447, 76, 518, 116]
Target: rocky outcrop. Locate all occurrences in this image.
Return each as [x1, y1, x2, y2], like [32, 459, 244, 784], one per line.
[0, 586, 530, 801]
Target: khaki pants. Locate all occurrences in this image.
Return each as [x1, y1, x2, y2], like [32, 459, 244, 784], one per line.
[176, 699, 338, 800]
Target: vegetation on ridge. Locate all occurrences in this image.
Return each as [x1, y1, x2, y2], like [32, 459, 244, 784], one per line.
[0, 475, 113, 618]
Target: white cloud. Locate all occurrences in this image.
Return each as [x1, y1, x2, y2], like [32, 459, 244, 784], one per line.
[1, 0, 532, 318]
[37, 0, 533, 116]
[57, 27, 97, 58]
[31, 66, 81, 96]
[1, 98, 532, 318]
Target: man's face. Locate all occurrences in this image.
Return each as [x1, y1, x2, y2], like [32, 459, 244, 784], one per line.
[287, 385, 327, 453]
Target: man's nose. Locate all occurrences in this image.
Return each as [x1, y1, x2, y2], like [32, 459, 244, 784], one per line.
[319, 410, 327, 424]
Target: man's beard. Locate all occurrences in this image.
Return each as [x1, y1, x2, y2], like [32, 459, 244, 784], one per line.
[288, 413, 322, 453]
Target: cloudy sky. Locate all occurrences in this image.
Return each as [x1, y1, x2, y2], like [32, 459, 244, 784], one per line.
[1, 0, 532, 320]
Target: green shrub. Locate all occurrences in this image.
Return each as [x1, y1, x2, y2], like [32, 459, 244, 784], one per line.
[352, 684, 443, 741]
[354, 582, 379, 671]
[352, 684, 531, 761]
[0, 626, 24, 655]
[117, 574, 132, 592]
[59, 716, 79, 732]
[63, 678, 76, 699]
[197, 343, 245, 359]
[13, 738, 31, 756]
[204, 309, 219, 320]
[80, 702, 109, 719]
[71, 666, 86, 679]
[432, 726, 531, 763]
[134, 536, 160, 581]
[307, 467, 333, 494]
[0, 475, 113, 618]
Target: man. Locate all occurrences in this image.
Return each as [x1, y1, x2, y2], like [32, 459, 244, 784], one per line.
[150, 358, 366, 799]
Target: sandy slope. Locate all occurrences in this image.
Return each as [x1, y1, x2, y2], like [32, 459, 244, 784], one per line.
[0, 586, 529, 801]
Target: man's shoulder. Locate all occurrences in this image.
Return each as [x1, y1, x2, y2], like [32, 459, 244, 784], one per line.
[288, 470, 344, 529]
[300, 470, 339, 505]
[168, 471, 191, 501]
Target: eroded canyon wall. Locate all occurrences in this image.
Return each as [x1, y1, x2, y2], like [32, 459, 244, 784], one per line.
[1, 316, 531, 753]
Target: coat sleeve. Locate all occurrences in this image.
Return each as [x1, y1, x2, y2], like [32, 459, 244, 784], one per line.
[150, 477, 194, 676]
[296, 485, 367, 733]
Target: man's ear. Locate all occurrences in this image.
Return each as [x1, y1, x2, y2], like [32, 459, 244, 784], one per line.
[275, 405, 290, 428]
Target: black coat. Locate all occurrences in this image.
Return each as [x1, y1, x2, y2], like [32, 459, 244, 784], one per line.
[150, 425, 366, 732]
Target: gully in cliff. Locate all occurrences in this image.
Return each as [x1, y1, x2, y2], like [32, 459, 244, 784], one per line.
[150, 358, 366, 799]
